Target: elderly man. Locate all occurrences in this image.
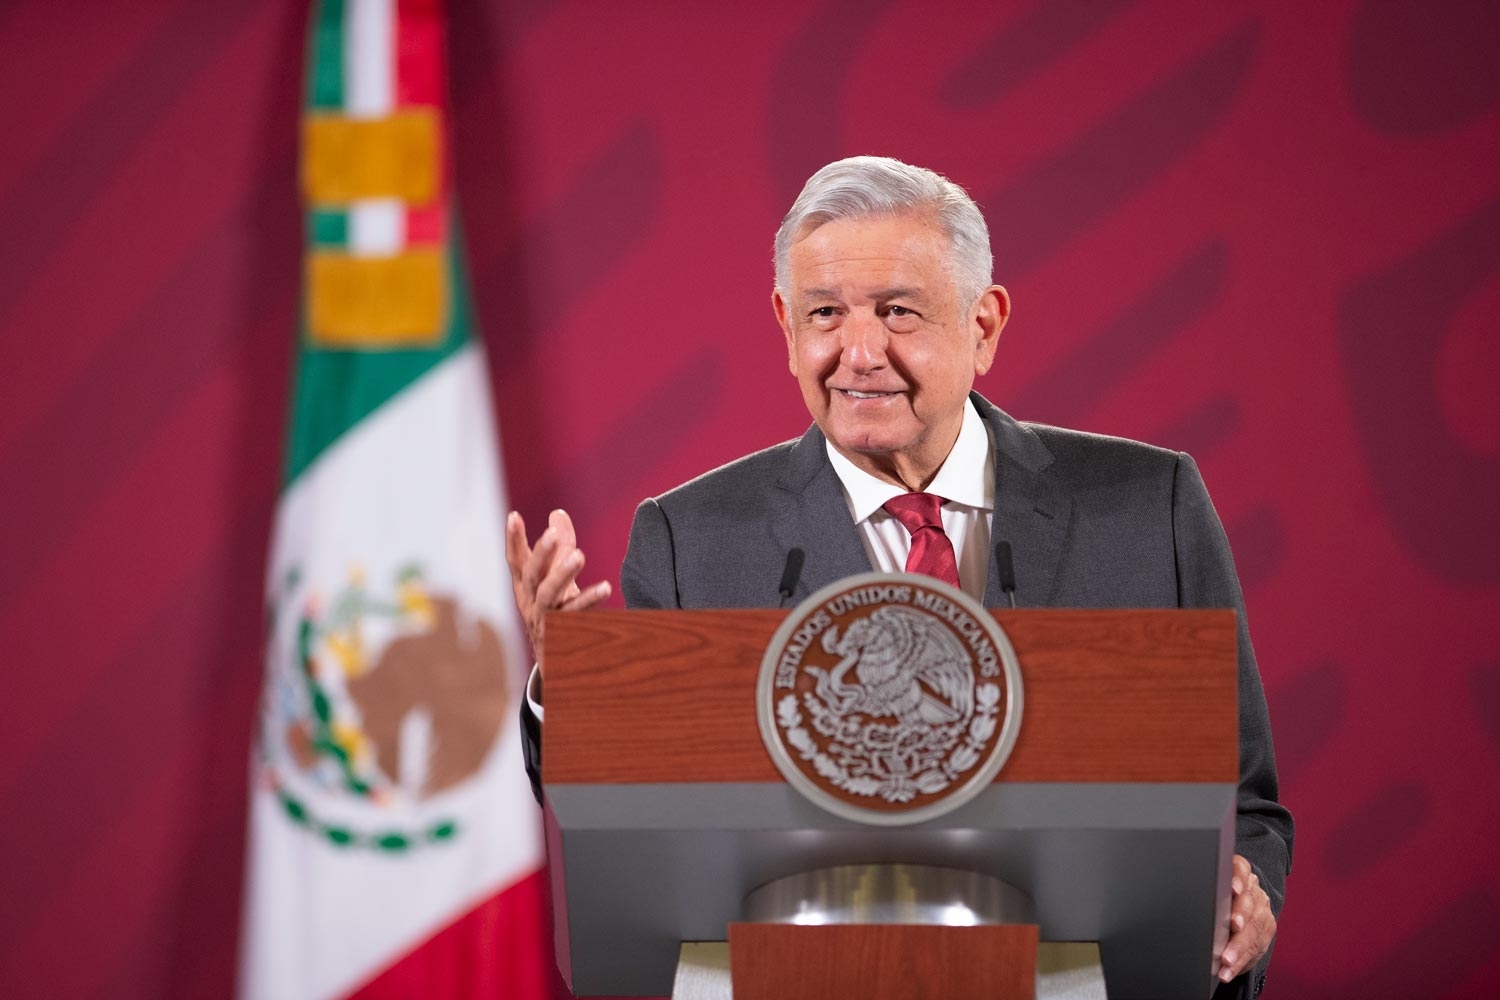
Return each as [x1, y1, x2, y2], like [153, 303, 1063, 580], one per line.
[506, 156, 1292, 996]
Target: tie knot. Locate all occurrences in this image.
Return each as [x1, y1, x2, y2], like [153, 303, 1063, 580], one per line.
[882, 492, 946, 533]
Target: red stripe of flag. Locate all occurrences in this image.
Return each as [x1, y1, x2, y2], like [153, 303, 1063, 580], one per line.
[344, 871, 567, 1000]
[399, 0, 445, 246]
[396, 0, 442, 106]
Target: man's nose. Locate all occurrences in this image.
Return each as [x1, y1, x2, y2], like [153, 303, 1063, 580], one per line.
[840, 314, 888, 372]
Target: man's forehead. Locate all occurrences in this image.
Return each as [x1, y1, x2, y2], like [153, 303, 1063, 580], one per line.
[785, 213, 952, 300]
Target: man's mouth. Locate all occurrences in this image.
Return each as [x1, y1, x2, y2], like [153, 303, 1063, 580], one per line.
[836, 389, 898, 399]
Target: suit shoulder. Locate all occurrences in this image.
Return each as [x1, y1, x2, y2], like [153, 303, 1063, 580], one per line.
[649, 436, 801, 512]
[1021, 420, 1179, 460]
[1019, 421, 1182, 487]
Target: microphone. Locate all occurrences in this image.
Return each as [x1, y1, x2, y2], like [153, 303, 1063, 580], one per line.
[994, 541, 1017, 609]
[778, 548, 805, 607]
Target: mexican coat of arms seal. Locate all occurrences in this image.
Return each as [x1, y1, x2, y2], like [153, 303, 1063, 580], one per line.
[757, 573, 1023, 826]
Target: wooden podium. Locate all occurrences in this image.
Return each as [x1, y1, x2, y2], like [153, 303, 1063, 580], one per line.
[542, 608, 1238, 999]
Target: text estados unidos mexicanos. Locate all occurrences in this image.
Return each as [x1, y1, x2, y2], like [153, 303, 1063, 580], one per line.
[910, 589, 1000, 676]
[774, 585, 999, 688]
[775, 609, 833, 688]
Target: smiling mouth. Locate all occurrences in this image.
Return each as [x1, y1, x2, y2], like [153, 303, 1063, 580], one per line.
[836, 389, 899, 399]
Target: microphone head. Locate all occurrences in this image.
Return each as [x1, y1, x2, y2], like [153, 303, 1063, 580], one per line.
[994, 540, 1017, 592]
[778, 547, 806, 600]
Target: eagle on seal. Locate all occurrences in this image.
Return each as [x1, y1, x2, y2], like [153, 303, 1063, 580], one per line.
[812, 606, 974, 726]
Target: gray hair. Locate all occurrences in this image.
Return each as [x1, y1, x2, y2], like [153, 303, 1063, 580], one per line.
[773, 156, 993, 308]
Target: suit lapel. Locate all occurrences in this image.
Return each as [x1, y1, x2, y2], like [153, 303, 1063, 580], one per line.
[770, 425, 872, 599]
[975, 395, 1072, 608]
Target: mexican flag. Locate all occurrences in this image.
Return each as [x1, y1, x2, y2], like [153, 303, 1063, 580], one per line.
[238, 1, 550, 996]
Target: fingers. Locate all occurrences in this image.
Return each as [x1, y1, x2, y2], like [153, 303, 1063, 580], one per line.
[1229, 872, 1258, 935]
[1218, 854, 1276, 983]
[561, 575, 612, 611]
[534, 540, 584, 612]
[549, 508, 578, 550]
[505, 509, 609, 663]
[539, 509, 585, 604]
[1229, 853, 1251, 896]
[520, 517, 577, 597]
[504, 511, 532, 584]
[563, 581, 613, 610]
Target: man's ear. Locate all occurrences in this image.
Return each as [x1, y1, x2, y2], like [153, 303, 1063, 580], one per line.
[773, 288, 797, 374]
[971, 284, 1010, 376]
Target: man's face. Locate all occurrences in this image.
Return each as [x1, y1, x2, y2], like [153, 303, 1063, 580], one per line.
[773, 212, 1008, 489]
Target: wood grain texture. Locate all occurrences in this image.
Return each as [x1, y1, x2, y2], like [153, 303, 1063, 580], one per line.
[544, 609, 1237, 785]
[727, 922, 1039, 1000]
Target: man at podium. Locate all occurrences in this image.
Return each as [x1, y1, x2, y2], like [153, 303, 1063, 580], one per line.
[506, 156, 1292, 997]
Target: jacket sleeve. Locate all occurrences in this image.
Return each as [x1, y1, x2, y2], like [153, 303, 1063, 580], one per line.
[1174, 453, 1294, 996]
[520, 691, 543, 805]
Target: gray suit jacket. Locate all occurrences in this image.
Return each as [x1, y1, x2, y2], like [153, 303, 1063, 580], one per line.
[620, 392, 1292, 995]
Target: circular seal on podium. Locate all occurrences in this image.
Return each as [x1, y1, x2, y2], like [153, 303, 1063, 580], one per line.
[757, 573, 1024, 826]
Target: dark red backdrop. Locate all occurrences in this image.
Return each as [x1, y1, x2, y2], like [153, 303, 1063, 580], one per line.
[2, 1, 1498, 997]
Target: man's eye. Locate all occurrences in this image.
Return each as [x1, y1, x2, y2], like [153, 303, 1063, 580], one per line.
[888, 305, 916, 317]
[809, 306, 838, 318]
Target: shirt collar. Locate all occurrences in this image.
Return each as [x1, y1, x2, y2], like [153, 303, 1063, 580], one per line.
[825, 398, 994, 523]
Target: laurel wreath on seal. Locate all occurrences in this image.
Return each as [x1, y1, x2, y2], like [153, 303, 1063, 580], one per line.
[777, 683, 1002, 803]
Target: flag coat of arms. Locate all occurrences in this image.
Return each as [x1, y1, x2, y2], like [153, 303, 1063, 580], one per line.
[239, 1, 547, 996]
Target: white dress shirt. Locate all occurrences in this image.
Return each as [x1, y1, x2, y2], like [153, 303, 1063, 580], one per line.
[823, 398, 995, 602]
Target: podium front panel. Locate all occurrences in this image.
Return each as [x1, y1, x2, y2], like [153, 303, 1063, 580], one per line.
[542, 608, 1238, 1000]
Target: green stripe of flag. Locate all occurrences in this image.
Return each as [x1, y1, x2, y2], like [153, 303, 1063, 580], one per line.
[308, 209, 349, 248]
[307, 0, 346, 110]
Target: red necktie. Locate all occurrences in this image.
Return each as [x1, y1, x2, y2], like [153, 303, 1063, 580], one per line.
[882, 492, 961, 590]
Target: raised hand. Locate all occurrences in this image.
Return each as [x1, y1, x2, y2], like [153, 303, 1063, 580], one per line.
[503, 509, 612, 668]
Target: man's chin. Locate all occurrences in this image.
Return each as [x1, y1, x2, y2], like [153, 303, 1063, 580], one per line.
[825, 432, 905, 460]
[842, 440, 899, 455]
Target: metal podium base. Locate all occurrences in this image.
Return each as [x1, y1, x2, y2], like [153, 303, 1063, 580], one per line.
[742, 863, 1035, 926]
[671, 864, 1107, 999]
